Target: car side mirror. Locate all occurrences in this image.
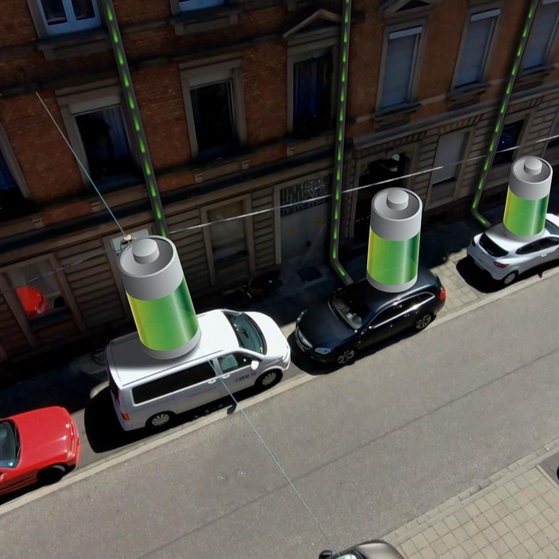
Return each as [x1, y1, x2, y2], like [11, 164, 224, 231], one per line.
[250, 360, 259, 371]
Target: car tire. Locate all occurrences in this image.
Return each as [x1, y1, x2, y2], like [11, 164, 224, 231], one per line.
[336, 348, 356, 366]
[415, 313, 433, 331]
[147, 411, 174, 430]
[502, 271, 518, 285]
[255, 369, 282, 389]
[38, 464, 67, 485]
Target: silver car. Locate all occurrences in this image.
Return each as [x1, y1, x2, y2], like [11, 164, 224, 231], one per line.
[467, 213, 559, 285]
[319, 540, 405, 559]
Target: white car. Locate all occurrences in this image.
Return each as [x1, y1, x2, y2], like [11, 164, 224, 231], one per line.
[106, 309, 291, 431]
[467, 213, 559, 285]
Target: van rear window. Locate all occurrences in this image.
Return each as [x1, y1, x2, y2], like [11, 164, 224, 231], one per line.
[224, 311, 266, 354]
[132, 361, 215, 404]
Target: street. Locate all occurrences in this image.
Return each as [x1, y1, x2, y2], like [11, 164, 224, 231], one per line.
[1, 269, 558, 558]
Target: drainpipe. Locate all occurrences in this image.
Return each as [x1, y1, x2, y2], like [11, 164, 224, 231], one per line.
[470, 0, 539, 228]
[100, 0, 169, 237]
[329, 0, 353, 285]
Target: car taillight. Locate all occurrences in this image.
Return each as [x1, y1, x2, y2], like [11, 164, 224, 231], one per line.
[438, 286, 446, 301]
[120, 411, 130, 421]
[494, 261, 509, 268]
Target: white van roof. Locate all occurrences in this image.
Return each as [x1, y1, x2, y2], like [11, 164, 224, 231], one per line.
[106, 309, 238, 388]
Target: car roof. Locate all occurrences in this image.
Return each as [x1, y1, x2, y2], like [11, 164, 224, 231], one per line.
[339, 267, 440, 309]
[483, 213, 559, 252]
[106, 309, 238, 387]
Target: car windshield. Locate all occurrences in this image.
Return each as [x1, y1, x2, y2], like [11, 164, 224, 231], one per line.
[224, 311, 266, 355]
[331, 290, 371, 329]
[545, 219, 559, 236]
[0, 420, 20, 469]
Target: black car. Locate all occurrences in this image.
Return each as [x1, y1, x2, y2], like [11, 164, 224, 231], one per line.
[319, 539, 406, 559]
[295, 267, 446, 366]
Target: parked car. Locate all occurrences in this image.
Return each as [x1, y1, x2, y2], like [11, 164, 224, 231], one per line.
[0, 406, 80, 497]
[295, 267, 446, 366]
[106, 309, 291, 431]
[319, 539, 406, 559]
[467, 214, 559, 285]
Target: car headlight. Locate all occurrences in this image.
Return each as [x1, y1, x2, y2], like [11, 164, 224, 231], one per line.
[315, 347, 332, 355]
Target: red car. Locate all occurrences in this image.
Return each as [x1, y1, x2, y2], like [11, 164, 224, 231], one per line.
[0, 406, 80, 497]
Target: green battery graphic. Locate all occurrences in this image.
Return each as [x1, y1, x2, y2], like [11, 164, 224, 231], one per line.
[367, 188, 422, 293]
[503, 156, 552, 241]
[118, 236, 200, 359]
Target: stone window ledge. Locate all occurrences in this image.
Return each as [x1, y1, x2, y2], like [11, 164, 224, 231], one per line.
[36, 29, 109, 61]
[170, 7, 240, 36]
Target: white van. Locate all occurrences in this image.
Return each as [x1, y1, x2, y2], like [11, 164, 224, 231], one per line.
[106, 309, 290, 431]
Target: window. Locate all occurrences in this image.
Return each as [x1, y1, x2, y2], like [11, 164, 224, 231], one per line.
[74, 106, 136, 183]
[181, 56, 245, 160]
[5, 259, 68, 323]
[132, 362, 216, 404]
[224, 311, 266, 354]
[292, 53, 333, 137]
[218, 352, 251, 373]
[546, 114, 559, 150]
[516, 237, 559, 255]
[178, 0, 223, 11]
[36, 0, 101, 36]
[522, 0, 559, 70]
[493, 120, 523, 166]
[431, 131, 467, 186]
[190, 81, 237, 158]
[380, 26, 422, 108]
[454, 9, 500, 88]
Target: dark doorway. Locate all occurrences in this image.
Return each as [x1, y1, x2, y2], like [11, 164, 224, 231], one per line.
[353, 153, 408, 245]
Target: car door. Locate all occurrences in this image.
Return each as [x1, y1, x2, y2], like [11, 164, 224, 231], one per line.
[534, 237, 559, 267]
[360, 301, 406, 348]
[214, 352, 259, 395]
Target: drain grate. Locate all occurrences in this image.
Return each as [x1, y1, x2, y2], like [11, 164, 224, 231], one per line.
[539, 452, 559, 485]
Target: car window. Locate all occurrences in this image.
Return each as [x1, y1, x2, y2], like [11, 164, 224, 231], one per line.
[545, 219, 559, 236]
[371, 302, 404, 326]
[538, 238, 559, 249]
[224, 311, 266, 354]
[0, 420, 20, 468]
[479, 233, 508, 256]
[218, 353, 252, 373]
[517, 240, 547, 255]
[331, 289, 372, 329]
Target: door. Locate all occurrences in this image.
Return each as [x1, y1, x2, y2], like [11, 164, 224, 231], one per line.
[215, 352, 260, 395]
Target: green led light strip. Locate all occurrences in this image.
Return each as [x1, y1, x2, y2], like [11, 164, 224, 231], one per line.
[100, 0, 168, 237]
[329, 0, 353, 285]
[471, 0, 539, 228]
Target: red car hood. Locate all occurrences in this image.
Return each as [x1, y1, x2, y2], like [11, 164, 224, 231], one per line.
[14, 407, 76, 468]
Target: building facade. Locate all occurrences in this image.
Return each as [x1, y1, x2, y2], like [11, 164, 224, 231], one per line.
[0, 0, 558, 373]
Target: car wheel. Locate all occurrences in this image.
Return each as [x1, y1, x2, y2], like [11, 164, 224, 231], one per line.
[502, 271, 518, 285]
[147, 411, 174, 429]
[415, 313, 433, 331]
[336, 348, 356, 366]
[38, 464, 67, 485]
[256, 369, 282, 389]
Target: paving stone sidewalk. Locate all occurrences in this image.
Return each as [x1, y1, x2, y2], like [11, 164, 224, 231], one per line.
[385, 438, 559, 559]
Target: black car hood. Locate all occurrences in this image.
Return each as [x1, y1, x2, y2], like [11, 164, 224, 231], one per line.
[297, 299, 356, 347]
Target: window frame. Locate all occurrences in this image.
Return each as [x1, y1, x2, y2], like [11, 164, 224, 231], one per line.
[521, 0, 559, 71]
[27, 0, 102, 37]
[286, 32, 338, 137]
[493, 119, 525, 167]
[377, 23, 425, 110]
[174, 0, 224, 12]
[453, 6, 501, 89]
[57, 83, 140, 189]
[180, 54, 246, 161]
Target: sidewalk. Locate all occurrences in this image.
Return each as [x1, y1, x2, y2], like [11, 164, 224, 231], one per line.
[385, 439, 559, 559]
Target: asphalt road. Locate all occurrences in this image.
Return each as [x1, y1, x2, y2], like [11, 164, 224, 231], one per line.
[1, 272, 559, 558]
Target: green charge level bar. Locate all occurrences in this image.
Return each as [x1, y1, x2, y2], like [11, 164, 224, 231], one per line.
[470, 0, 538, 228]
[367, 232, 420, 286]
[503, 191, 548, 237]
[127, 279, 198, 352]
[100, 0, 168, 237]
[329, 0, 353, 285]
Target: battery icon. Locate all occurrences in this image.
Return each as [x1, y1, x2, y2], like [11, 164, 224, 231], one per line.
[367, 188, 422, 293]
[118, 236, 200, 359]
[503, 156, 552, 241]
